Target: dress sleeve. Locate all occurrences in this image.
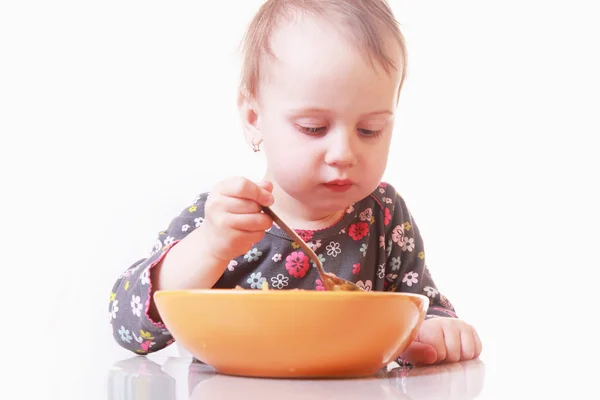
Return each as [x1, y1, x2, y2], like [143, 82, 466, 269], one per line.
[382, 185, 458, 320]
[108, 193, 207, 354]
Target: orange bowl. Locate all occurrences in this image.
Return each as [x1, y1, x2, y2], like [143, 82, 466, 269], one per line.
[154, 289, 429, 378]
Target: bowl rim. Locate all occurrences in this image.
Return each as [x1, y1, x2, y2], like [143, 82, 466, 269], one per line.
[154, 289, 429, 302]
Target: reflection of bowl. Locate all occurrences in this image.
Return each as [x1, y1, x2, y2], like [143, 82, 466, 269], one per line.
[187, 359, 487, 400]
[154, 289, 428, 378]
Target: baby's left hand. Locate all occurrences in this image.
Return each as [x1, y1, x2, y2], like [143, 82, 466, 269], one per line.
[402, 317, 482, 366]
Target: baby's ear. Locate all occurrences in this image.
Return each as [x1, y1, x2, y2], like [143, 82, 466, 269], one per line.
[237, 90, 261, 145]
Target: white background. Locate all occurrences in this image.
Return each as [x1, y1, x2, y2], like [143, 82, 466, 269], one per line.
[1, 1, 598, 398]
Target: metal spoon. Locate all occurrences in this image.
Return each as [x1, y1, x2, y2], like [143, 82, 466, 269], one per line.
[262, 206, 363, 291]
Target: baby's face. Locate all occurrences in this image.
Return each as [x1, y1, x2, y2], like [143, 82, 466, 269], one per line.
[255, 16, 403, 213]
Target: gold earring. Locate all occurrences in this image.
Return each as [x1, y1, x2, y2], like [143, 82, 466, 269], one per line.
[251, 138, 262, 152]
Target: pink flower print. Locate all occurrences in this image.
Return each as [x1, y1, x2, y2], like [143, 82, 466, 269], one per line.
[384, 208, 392, 226]
[285, 251, 310, 278]
[440, 294, 454, 310]
[316, 279, 326, 291]
[352, 263, 361, 274]
[379, 182, 388, 189]
[167, 339, 175, 346]
[402, 271, 419, 287]
[140, 340, 152, 352]
[307, 239, 322, 252]
[348, 222, 369, 241]
[296, 230, 314, 242]
[379, 235, 385, 248]
[356, 280, 372, 291]
[346, 204, 355, 214]
[359, 208, 373, 222]
[391, 225, 404, 244]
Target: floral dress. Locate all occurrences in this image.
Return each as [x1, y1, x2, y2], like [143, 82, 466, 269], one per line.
[109, 182, 457, 355]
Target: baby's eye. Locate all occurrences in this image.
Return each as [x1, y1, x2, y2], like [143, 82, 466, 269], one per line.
[298, 125, 327, 135]
[358, 128, 382, 138]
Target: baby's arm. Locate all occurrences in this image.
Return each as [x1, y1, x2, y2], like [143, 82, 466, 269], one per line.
[382, 186, 457, 319]
[108, 193, 207, 354]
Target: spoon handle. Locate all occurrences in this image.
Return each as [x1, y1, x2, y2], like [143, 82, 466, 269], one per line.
[261, 206, 333, 289]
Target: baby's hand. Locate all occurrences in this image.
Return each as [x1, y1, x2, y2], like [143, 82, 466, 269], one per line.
[202, 177, 274, 263]
[403, 318, 482, 366]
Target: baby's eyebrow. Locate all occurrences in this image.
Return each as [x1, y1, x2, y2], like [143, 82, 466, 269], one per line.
[288, 107, 393, 118]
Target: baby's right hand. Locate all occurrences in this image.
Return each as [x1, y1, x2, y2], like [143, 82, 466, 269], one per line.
[201, 177, 274, 263]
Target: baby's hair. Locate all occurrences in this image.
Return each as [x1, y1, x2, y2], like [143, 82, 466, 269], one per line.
[239, 0, 407, 99]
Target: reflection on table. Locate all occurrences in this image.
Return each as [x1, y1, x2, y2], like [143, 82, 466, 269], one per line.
[107, 356, 486, 400]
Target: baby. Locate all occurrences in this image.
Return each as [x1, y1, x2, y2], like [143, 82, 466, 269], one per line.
[109, 0, 482, 366]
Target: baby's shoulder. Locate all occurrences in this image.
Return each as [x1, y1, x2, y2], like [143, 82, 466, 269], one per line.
[361, 182, 404, 212]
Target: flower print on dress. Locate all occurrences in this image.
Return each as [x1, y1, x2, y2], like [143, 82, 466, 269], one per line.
[401, 237, 415, 252]
[388, 256, 401, 271]
[139, 340, 156, 353]
[194, 217, 204, 228]
[271, 253, 282, 262]
[359, 243, 368, 256]
[164, 236, 175, 246]
[424, 286, 439, 298]
[386, 273, 398, 282]
[150, 239, 162, 255]
[377, 264, 385, 279]
[356, 280, 372, 291]
[227, 260, 238, 272]
[384, 208, 392, 226]
[140, 268, 150, 285]
[440, 294, 454, 310]
[271, 274, 289, 289]
[286, 251, 310, 278]
[359, 208, 373, 222]
[348, 222, 369, 241]
[326, 242, 341, 257]
[307, 240, 322, 252]
[244, 248, 262, 262]
[315, 279, 326, 291]
[118, 326, 133, 343]
[391, 225, 404, 245]
[402, 271, 418, 287]
[109, 300, 119, 321]
[181, 224, 190, 232]
[247, 272, 266, 289]
[131, 295, 143, 317]
[352, 263, 361, 274]
[310, 254, 326, 269]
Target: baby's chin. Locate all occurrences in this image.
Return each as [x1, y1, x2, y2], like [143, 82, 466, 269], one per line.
[290, 185, 372, 213]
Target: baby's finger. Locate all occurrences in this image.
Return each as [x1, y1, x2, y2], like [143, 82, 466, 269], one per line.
[460, 327, 476, 360]
[473, 328, 483, 358]
[212, 195, 262, 215]
[256, 180, 274, 193]
[223, 212, 273, 232]
[402, 341, 437, 366]
[218, 177, 274, 206]
[442, 325, 461, 363]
